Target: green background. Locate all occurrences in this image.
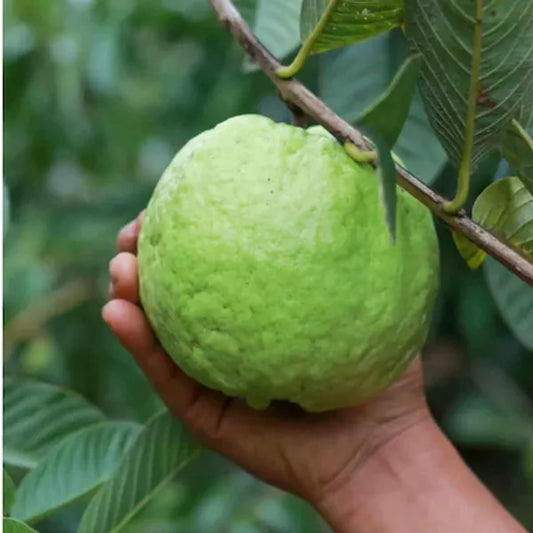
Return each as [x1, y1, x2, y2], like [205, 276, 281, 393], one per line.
[4, 0, 533, 531]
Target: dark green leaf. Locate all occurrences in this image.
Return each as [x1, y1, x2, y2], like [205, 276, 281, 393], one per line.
[77, 411, 202, 533]
[233, 0, 259, 26]
[12, 422, 140, 523]
[251, 0, 302, 62]
[3, 182, 9, 238]
[444, 393, 533, 449]
[356, 54, 421, 147]
[350, 130, 397, 241]
[2, 518, 37, 533]
[404, 0, 533, 168]
[3, 379, 106, 469]
[4, 469, 16, 515]
[485, 257, 533, 351]
[320, 33, 447, 184]
[300, 0, 403, 54]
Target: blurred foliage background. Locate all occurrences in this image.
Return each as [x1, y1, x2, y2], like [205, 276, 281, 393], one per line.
[4, 0, 533, 531]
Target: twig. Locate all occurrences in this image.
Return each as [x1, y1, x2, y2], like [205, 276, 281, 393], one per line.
[209, 0, 533, 285]
[4, 278, 95, 356]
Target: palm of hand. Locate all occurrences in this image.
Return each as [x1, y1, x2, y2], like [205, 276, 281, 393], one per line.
[104, 212, 429, 506]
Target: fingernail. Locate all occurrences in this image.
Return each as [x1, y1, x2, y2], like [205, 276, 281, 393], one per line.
[107, 281, 115, 300]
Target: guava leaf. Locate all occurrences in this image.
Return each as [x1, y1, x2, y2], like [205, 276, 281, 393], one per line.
[485, 257, 533, 351]
[4, 469, 16, 515]
[300, 0, 403, 54]
[351, 56, 421, 242]
[404, 0, 533, 169]
[320, 32, 447, 184]
[500, 107, 533, 196]
[3, 378, 106, 469]
[452, 231, 486, 269]
[245, 0, 302, 68]
[233, 0, 258, 25]
[3, 182, 9, 238]
[453, 176, 533, 269]
[373, 134, 397, 241]
[2, 518, 37, 533]
[78, 411, 202, 533]
[11, 422, 140, 523]
[444, 392, 533, 449]
[356, 54, 421, 147]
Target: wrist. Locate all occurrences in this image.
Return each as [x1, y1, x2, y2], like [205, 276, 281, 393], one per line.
[314, 414, 439, 532]
[313, 416, 525, 533]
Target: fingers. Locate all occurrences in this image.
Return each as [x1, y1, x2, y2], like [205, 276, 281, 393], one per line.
[117, 210, 145, 254]
[102, 299, 204, 415]
[109, 252, 139, 303]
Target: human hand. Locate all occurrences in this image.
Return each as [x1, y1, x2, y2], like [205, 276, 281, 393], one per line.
[103, 212, 430, 503]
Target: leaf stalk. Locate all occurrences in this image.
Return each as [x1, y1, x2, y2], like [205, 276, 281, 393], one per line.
[443, 0, 483, 214]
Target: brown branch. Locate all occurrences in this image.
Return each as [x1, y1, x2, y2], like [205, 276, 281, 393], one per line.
[210, 0, 533, 285]
[4, 278, 95, 356]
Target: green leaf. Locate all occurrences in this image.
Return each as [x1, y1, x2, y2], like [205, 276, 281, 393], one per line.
[485, 257, 533, 351]
[4, 469, 16, 515]
[473, 177, 533, 255]
[2, 518, 37, 533]
[11, 422, 141, 523]
[300, 0, 403, 54]
[77, 411, 202, 533]
[233, 0, 259, 26]
[452, 231, 486, 269]
[320, 32, 447, 184]
[453, 176, 533, 270]
[252, 0, 302, 62]
[3, 379, 106, 469]
[500, 112, 533, 196]
[444, 393, 533, 449]
[404, 0, 533, 169]
[3, 182, 9, 238]
[356, 54, 421, 147]
[364, 133, 397, 241]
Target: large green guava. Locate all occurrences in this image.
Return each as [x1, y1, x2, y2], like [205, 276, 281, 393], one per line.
[138, 114, 439, 412]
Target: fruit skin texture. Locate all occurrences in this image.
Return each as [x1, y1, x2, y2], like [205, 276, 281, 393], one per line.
[138, 115, 439, 412]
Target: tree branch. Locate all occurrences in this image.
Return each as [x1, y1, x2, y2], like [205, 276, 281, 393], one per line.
[209, 0, 533, 285]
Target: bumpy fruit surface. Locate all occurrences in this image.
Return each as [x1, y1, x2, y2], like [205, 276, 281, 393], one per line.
[138, 115, 439, 411]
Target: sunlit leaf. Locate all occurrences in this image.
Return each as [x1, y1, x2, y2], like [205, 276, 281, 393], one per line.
[2, 518, 37, 533]
[320, 32, 447, 184]
[3, 379, 106, 469]
[404, 0, 533, 169]
[300, 0, 403, 54]
[452, 176, 533, 272]
[452, 231, 486, 269]
[4, 469, 16, 515]
[12, 422, 140, 523]
[78, 411, 202, 533]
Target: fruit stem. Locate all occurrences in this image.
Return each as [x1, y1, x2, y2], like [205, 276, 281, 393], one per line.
[443, 0, 483, 214]
[344, 141, 377, 164]
[276, 0, 339, 79]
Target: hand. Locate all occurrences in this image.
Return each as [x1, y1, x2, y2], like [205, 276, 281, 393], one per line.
[103, 212, 431, 509]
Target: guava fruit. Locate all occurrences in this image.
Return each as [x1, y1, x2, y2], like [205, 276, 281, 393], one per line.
[138, 114, 439, 412]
